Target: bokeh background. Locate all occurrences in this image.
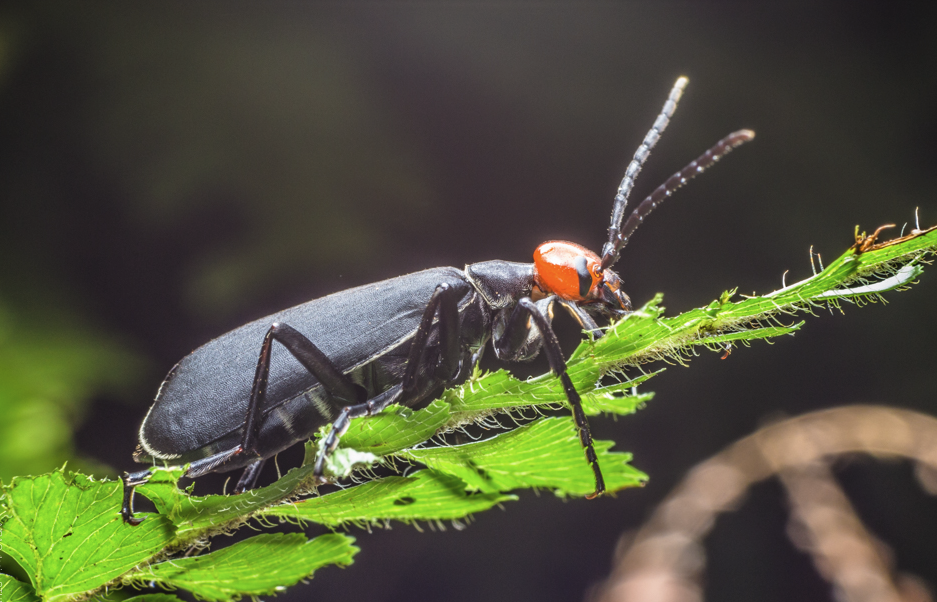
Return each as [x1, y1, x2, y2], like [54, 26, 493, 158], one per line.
[1, 3, 936, 601]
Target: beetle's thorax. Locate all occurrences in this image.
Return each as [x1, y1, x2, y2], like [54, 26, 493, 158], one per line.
[464, 260, 536, 309]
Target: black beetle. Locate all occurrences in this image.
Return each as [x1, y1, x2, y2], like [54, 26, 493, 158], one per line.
[121, 77, 754, 524]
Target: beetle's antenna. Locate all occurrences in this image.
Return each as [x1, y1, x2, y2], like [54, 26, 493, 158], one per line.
[601, 129, 756, 269]
[602, 76, 688, 267]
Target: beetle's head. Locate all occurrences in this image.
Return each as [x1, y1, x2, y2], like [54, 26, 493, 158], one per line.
[532, 240, 632, 317]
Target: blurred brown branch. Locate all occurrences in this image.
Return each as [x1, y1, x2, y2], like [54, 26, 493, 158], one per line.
[592, 406, 937, 602]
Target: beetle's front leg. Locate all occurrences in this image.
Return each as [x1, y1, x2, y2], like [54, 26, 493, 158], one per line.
[494, 298, 606, 498]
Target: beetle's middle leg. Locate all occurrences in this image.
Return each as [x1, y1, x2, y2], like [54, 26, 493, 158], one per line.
[313, 282, 462, 482]
[493, 297, 606, 498]
[234, 458, 267, 493]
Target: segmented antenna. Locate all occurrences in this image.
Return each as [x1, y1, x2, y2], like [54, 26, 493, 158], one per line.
[600, 129, 755, 269]
[602, 76, 688, 267]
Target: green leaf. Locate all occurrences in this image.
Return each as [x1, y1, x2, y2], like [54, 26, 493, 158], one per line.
[445, 368, 657, 421]
[0, 471, 174, 602]
[582, 387, 655, 417]
[262, 470, 515, 526]
[399, 417, 647, 496]
[700, 323, 802, 344]
[131, 533, 357, 602]
[0, 574, 40, 602]
[132, 455, 319, 542]
[339, 398, 451, 455]
[123, 595, 187, 602]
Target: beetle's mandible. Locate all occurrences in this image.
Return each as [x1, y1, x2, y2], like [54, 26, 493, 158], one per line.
[121, 77, 754, 524]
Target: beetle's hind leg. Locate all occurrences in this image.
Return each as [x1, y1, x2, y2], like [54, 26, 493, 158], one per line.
[494, 297, 605, 498]
[313, 282, 463, 483]
[122, 323, 366, 524]
[154, 321, 367, 492]
[237, 322, 368, 459]
[187, 322, 368, 479]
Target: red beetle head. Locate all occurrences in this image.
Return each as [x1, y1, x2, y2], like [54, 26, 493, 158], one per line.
[532, 241, 632, 316]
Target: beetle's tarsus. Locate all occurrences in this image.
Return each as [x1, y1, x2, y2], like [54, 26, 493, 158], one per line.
[120, 469, 154, 525]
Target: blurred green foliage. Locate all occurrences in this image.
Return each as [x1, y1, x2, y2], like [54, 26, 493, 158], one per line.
[0, 298, 142, 483]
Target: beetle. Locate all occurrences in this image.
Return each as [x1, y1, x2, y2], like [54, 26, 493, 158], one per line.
[121, 76, 754, 524]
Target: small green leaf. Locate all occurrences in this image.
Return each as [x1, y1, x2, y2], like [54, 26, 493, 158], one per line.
[132, 533, 357, 602]
[448, 369, 566, 414]
[123, 595, 187, 602]
[0, 574, 40, 602]
[701, 323, 802, 344]
[262, 470, 515, 525]
[582, 387, 654, 416]
[447, 368, 656, 419]
[340, 398, 451, 455]
[399, 417, 647, 496]
[0, 471, 174, 602]
[133, 461, 318, 541]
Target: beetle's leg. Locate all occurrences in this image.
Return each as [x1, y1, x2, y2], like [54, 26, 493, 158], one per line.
[126, 321, 370, 522]
[121, 468, 154, 525]
[314, 283, 463, 483]
[555, 299, 601, 336]
[196, 321, 369, 475]
[313, 385, 404, 481]
[404, 283, 462, 388]
[240, 322, 367, 458]
[494, 298, 606, 498]
[469, 336, 490, 374]
[234, 458, 267, 494]
[268, 323, 367, 407]
[181, 322, 369, 485]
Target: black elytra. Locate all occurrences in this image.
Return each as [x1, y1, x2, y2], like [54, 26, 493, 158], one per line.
[121, 77, 755, 524]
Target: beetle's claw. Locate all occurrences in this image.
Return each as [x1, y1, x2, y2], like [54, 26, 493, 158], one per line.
[121, 508, 145, 526]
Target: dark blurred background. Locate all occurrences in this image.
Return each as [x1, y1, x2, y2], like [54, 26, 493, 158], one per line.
[1, 3, 936, 601]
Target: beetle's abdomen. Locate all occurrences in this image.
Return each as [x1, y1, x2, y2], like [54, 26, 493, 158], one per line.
[138, 267, 473, 461]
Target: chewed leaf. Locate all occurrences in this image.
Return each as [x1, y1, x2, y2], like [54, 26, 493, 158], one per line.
[262, 470, 515, 525]
[0, 471, 174, 602]
[131, 533, 357, 602]
[0, 574, 40, 602]
[399, 417, 647, 496]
